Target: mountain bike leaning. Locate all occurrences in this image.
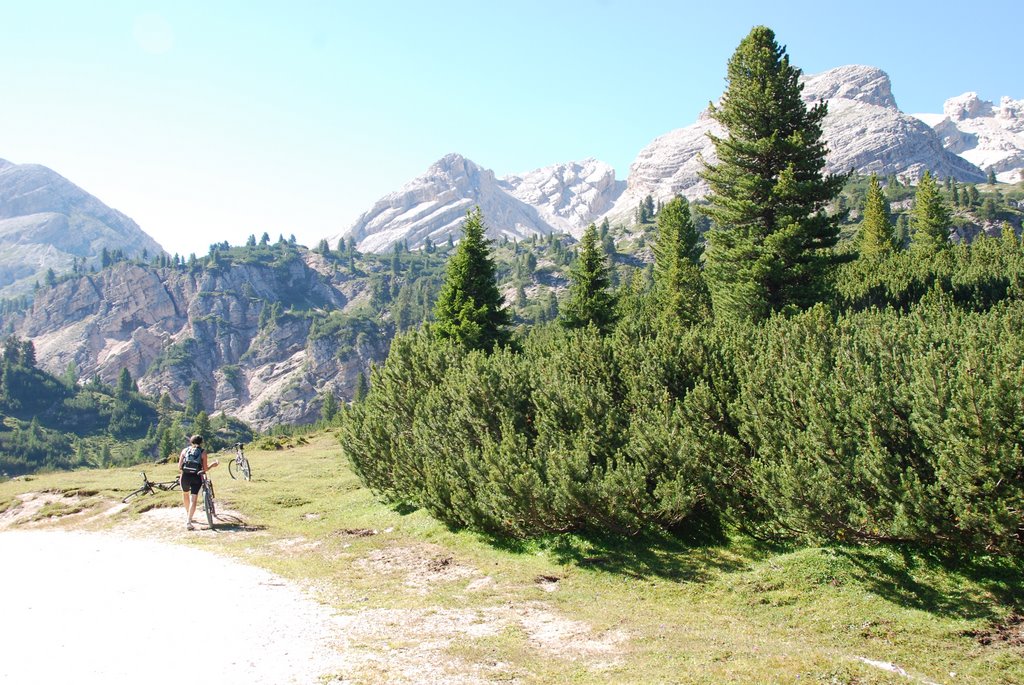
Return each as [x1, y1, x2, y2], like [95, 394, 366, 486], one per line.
[179, 435, 219, 530]
[228, 442, 252, 481]
[200, 472, 216, 528]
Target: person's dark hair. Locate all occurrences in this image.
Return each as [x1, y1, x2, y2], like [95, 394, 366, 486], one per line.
[190, 435, 203, 446]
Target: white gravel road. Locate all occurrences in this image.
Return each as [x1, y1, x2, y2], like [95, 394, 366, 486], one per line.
[0, 530, 347, 685]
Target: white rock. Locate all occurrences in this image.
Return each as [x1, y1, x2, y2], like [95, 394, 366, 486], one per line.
[0, 159, 165, 298]
[915, 93, 1024, 179]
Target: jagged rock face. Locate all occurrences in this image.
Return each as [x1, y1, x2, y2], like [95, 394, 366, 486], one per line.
[617, 65, 986, 215]
[500, 159, 625, 235]
[0, 159, 164, 297]
[801, 64, 898, 109]
[605, 111, 720, 222]
[917, 93, 1024, 182]
[6, 252, 386, 431]
[331, 153, 624, 252]
[819, 97, 985, 182]
[334, 154, 553, 252]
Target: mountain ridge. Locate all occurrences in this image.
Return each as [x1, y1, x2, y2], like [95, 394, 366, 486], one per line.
[0, 159, 165, 298]
[337, 64, 1015, 252]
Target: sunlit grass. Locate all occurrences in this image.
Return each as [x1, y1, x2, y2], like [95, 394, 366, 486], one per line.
[1, 432, 1021, 684]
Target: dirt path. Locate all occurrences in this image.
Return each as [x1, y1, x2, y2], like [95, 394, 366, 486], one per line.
[0, 530, 348, 684]
[0, 494, 627, 684]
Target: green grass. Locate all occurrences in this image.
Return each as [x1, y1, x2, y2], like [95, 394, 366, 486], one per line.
[1, 432, 1021, 684]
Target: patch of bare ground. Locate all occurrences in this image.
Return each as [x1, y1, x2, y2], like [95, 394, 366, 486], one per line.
[966, 612, 1024, 649]
[328, 601, 626, 683]
[355, 543, 480, 594]
[535, 574, 561, 593]
[0, 491, 100, 529]
[109, 504, 264, 543]
[334, 527, 379, 537]
[271, 535, 323, 554]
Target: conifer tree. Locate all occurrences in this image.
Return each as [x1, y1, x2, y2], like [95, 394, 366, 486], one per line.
[655, 196, 701, 270]
[559, 224, 616, 333]
[643, 195, 655, 220]
[910, 171, 951, 256]
[653, 196, 710, 324]
[700, 26, 846, 321]
[63, 361, 78, 389]
[352, 370, 369, 403]
[192, 411, 211, 440]
[320, 390, 339, 423]
[858, 174, 896, 260]
[895, 214, 910, 247]
[116, 368, 134, 400]
[433, 207, 510, 352]
[184, 380, 204, 419]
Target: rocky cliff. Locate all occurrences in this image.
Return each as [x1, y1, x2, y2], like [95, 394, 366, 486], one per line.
[0, 159, 164, 298]
[608, 65, 987, 222]
[338, 64, 1005, 251]
[500, 159, 625, 236]
[916, 93, 1024, 183]
[331, 154, 624, 252]
[5, 249, 388, 431]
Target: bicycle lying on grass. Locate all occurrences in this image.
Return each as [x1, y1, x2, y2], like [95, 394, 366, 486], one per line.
[122, 472, 180, 503]
[228, 442, 251, 481]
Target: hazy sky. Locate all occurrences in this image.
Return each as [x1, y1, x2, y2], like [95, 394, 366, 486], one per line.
[1, 1, 1020, 256]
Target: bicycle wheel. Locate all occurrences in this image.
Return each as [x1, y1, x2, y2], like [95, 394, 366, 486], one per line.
[240, 457, 251, 481]
[202, 481, 215, 528]
[228, 458, 239, 480]
[122, 487, 146, 504]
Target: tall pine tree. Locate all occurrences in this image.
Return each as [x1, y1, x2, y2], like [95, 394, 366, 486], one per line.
[910, 171, 951, 256]
[858, 174, 896, 260]
[701, 26, 846, 321]
[653, 196, 710, 324]
[559, 224, 616, 333]
[433, 207, 510, 352]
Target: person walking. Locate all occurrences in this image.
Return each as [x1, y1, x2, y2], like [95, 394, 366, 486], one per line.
[178, 435, 218, 530]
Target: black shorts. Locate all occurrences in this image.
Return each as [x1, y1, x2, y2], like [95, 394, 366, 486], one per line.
[180, 471, 202, 495]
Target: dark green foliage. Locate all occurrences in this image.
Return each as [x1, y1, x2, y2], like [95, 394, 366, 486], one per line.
[701, 26, 846, 321]
[341, 326, 712, 537]
[432, 207, 510, 352]
[0, 335, 185, 475]
[911, 171, 951, 256]
[309, 311, 384, 360]
[653, 197, 711, 325]
[116, 368, 134, 399]
[192, 411, 211, 441]
[559, 224, 616, 333]
[320, 390, 338, 423]
[858, 174, 896, 260]
[352, 370, 369, 403]
[835, 229, 1024, 313]
[342, 225, 1024, 559]
[184, 380, 204, 418]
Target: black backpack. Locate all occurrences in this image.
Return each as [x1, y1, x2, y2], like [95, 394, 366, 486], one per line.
[181, 445, 203, 474]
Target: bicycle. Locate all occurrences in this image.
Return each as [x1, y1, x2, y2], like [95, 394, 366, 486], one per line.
[201, 472, 216, 528]
[122, 472, 180, 503]
[228, 442, 252, 481]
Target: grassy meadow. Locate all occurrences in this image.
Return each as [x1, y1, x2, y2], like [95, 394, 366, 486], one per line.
[1, 432, 1021, 684]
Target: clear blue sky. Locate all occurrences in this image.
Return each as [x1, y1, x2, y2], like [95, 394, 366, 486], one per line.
[0, 1, 1020, 256]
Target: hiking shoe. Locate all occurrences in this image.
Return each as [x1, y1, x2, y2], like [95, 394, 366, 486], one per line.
[186, 522, 195, 531]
